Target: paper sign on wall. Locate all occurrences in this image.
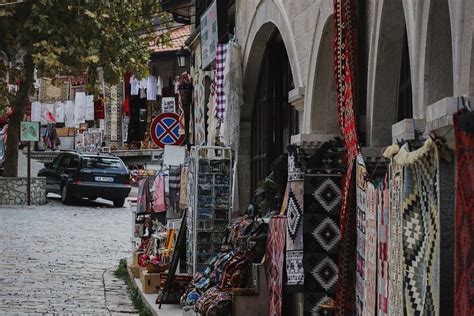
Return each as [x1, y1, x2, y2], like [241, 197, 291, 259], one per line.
[161, 97, 176, 113]
[200, 0, 218, 69]
[163, 145, 185, 166]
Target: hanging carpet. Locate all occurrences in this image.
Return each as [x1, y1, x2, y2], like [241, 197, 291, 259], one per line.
[387, 159, 404, 316]
[304, 139, 344, 315]
[364, 181, 377, 316]
[454, 109, 474, 316]
[333, 0, 360, 312]
[266, 215, 286, 316]
[377, 177, 389, 316]
[286, 145, 305, 291]
[396, 139, 440, 315]
[355, 160, 368, 315]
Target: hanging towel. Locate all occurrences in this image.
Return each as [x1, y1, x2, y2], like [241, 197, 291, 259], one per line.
[147, 76, 157, 101]
[153, 175, 166, 213]
[214, 44, 228, 119]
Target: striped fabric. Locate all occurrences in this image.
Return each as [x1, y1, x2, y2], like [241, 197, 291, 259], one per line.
[169, 166, 181, 204]
[214, 43, 228, 119]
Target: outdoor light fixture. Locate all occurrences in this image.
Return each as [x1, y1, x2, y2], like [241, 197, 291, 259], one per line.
[176, 46, 188, 68]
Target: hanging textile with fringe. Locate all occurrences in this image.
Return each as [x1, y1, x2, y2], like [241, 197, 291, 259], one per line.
[454, 109, 474, 316]
[333, 0, 360, 312]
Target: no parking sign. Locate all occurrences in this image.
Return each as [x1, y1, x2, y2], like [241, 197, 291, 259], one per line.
[150, 113, 185, 148]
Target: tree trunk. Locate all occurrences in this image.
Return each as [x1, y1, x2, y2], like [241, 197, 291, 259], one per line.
[3, 54, 34, 177]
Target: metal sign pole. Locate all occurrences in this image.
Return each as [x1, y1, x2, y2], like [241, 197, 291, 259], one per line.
[27, 141, 31, 206]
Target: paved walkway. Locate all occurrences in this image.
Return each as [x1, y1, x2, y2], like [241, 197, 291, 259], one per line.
[0, 197, 138, 315]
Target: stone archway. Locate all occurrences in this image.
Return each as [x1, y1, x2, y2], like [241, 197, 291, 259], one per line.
[238, 16, 299, 208]
[423, 0, 454, 107]
[310, 15, 339, 135]
[366, 0, 406, 146]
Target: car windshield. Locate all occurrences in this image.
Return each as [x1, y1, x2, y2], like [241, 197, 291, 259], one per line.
[82, 157, 124, 170]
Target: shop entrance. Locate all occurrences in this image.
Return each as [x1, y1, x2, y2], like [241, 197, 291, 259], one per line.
[250, 31, 297, 210]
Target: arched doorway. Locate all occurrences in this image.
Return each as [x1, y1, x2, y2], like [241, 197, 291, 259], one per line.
[423, 0, 453, 107]
[250, 30, 297, 208]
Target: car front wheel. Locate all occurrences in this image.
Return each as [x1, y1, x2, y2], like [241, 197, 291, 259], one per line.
[113, 198, 125, 207]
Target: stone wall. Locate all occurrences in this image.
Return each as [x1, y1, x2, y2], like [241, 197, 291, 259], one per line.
[0, 177, 47, 205]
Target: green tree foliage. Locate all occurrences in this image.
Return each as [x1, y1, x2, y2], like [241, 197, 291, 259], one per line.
[0, 0, 171, 176]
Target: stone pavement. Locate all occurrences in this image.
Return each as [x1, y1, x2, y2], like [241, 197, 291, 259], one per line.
[0, 196, 138, 315]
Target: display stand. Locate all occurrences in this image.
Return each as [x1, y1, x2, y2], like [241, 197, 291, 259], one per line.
[186, 146, 232, 275]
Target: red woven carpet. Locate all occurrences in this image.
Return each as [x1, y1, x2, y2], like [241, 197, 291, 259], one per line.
[454, 109, 474, 316]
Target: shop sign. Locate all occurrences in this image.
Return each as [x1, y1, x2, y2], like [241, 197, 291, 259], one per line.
[150, 113, 185, 148]
[20, 121, 40, 142]
[161, 97, 176, 113]
[200, 0, 218, 70]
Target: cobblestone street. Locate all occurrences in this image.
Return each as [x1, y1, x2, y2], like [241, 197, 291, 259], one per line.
[0, 196, 138, 315]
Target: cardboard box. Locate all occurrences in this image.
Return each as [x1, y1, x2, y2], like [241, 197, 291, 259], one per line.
[141, 271, 161, 294]
[132, 251, 141, 266]
[130, 264, 140, 278]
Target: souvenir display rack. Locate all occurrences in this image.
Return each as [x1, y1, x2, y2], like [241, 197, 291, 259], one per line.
[186, 146, 232, 275]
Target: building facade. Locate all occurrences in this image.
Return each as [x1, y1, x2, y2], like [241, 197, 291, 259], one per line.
[236, 0, 474, 206]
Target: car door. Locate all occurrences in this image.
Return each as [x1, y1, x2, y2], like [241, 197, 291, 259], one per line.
[51, 154, 69, 193]
[40, 154, 64, 193]
[61, 154, 80, 184]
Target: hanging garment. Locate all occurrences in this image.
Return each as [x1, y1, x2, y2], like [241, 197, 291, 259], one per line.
[303, 139, 344, 315]
[157, 75, 163, 96]
[169, 167, 181, 206]
[85, 95, 94, 121]
[139, 78, 147, 99]
[179, 166, 189, 210]
[206, 84, 218, 146]
[222, 40, 243, 152]
[285, 145, 305, 291]
[178, 72, 193, 142]
[153, 175, 166, 213]
[146, 76, 157, 101]
[123, 73, 131, 115]
[454, 109, 474, 316]
[266, 215, 286, 316]
[94, 96, 105, 120]
[214, 44, 228, 119]
[130, 75, 139, 96]
[194, 81, 206, 146]
[137, 178, 151, 213]
[74, 91, 86, 124]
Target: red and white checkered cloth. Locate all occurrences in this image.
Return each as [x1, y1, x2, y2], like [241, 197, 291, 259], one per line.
[214, 43, 228, 119]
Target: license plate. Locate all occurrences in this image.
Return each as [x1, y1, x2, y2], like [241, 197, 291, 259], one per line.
[95, 176, 114, 182]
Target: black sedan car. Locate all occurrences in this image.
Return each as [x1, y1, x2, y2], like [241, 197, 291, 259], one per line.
[38, 152, 131, 207]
